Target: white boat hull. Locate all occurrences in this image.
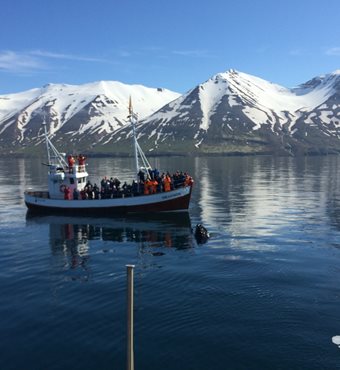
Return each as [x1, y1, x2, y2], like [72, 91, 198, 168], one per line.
[25, 186, 192, 215]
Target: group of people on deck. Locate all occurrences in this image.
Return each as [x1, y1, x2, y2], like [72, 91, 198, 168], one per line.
[138, 169, 192, 195]
[63, 168, 193, 200]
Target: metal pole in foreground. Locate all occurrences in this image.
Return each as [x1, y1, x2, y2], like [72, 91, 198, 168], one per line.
[126, 264, 135, 370]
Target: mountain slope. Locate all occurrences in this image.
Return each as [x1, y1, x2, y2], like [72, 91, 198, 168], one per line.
[109, 69, 340, 155]
[0, 81, 180, 153]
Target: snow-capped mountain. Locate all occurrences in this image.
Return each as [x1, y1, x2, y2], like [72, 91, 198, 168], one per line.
[1, 70, 340, 155]
[109, 69, 340, 155]
[0, 81, 180, 153]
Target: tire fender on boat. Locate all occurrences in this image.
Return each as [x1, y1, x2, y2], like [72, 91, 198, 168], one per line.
[60, 184, 66, 193]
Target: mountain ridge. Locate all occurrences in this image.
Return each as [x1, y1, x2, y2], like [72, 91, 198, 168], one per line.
[117, 69, 340, 156]
[1, 70, 340, 156]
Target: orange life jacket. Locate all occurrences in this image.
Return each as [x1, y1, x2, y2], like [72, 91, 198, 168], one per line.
[151, 180, 158, 193]
[144, 180, 150, 195]
[163, 176, 171, 192]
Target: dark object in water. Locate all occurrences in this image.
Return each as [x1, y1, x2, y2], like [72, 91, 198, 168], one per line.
[152, 252, 165, 256]
[194, 224, 210, 244]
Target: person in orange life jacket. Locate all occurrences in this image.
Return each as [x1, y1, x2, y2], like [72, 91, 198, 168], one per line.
[150, 179, 158, 194]
[67, 155, 75, 173]
[64, 186, 71, 200]
[78, 154, 86, 165]
[163, 174, 172, 192]
[78, 154, 86, 172]
[144, 179, 151, 195]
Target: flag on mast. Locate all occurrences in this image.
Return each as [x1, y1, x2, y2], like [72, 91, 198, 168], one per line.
[128, 96, 133, 116]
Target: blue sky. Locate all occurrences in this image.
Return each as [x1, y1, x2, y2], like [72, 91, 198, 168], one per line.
[1, 0, 340, 94]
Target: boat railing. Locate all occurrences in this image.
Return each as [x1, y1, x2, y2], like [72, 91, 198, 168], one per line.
[66, 164, 86, 174]
[77, 164, 86, 173]
[25, 191, 49, 199]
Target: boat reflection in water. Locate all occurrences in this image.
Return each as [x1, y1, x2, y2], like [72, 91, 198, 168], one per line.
[26, 211, 194, 269]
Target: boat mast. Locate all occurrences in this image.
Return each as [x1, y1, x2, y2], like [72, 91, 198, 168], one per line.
[129, 97, 140, 180]
[42, 121, 68, 168]
[128, 97, 153, 181]
[43, 121, 51, 165]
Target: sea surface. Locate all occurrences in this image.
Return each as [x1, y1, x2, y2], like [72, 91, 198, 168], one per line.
[1, 155, 340, 370]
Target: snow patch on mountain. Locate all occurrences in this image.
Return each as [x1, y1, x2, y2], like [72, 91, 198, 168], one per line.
[198, 77, 227, 130]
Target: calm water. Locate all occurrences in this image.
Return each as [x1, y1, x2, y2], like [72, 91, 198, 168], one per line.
[1, 155, 340, 370]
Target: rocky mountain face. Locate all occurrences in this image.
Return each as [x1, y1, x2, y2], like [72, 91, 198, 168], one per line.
[1, 70, 340, 156]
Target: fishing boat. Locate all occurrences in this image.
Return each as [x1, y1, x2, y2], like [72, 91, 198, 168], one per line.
[24, 101, 193, 215]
